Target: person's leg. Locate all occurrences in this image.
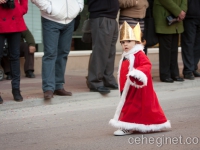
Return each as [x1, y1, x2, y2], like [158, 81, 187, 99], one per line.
[0, 95, 3, 104]
[20, 42, 35, 77]
[0, 34, 6, 103]
[7, 32, 23, 101]
[157, 34, 173, 81]
[0, 37, 11, 79]
[55, 20, 74, 91]
[143, 46, 148, 55]
[181, 18, 196, 76]
[7, 33, 21, 89]
[103, 18, 118, 87]
[193, 19, 200, 72]
[41, 17, 60, 93]
[0, 34, 6, 64]
[1, 56, 12, 80]
[87, 17, 114, 89]
[170, 34, 180, 78]
[1, 56, 11, 75]
[141, 24, 147, 55]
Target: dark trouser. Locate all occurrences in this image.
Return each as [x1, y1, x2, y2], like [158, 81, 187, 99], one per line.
[87, 17, 118, 89]
[1, 56, 10, 74]
[0, 32, 21, 89]
[20, 43, 34, 73]
[143, 46, 147, 55]
[181, 18, 200, 75]
[157, 33, 179, 80]
[1, 42, 34, 74]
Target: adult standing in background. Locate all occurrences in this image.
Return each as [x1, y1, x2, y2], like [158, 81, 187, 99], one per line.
[143, 0, 154, 54]
[31, 0, 84, 100]
[118, 0, 148, 31]
[0, 0, 28, 104]
[153, 0, 187, 83]
[118, 0, 149, 54]
[181, 0, 200, 80]
[86, 0, 119, 94]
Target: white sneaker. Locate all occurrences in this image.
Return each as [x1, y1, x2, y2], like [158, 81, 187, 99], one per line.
[114, 129, 134, 136]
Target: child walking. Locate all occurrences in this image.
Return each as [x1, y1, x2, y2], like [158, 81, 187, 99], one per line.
[109, 21, 171, 136]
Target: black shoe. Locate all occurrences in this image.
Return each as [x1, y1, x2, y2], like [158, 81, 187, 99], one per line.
[171, 76, 184, 82]
[90, 86, 110, 94]
[6, 73, 12, 80]
[193, 71, 200, 77]
[12, 89, 23, 102]
[184, 73, 195, 80]
[25, 70, 35, 78]
[0, 95, 3, 104]
[160, 78, 174, 83]
[105, 83, 118, 90]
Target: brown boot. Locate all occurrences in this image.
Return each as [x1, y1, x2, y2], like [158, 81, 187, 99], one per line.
[44, 90, 53, 100]
[54, 89, 72, 96]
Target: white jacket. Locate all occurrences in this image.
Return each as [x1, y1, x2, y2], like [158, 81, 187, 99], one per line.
[31, 0, 84, 24]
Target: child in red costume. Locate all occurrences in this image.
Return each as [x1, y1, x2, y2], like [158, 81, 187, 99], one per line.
[109, 21, 171, 136]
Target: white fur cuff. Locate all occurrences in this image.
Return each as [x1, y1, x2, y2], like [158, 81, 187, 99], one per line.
[127, 69, 147, 88]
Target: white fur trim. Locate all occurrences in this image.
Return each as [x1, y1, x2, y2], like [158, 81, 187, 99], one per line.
[109, 119, 171, 133]
[113, 81, 131, 120]
[127, 69, 147, 88]
[114, 44, 145, 120]
[122, 44, 144, 58]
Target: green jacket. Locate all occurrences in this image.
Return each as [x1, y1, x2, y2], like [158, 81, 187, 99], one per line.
[153, 0, 187, 34]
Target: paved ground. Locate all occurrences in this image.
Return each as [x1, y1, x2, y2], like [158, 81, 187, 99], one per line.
[0, 69, 200, 150]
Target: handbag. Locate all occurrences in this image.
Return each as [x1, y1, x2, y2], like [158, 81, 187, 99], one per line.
[143, 5, 158, 47]
[81, 19, 92, 43]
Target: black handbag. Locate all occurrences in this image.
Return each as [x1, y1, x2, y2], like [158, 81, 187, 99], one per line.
[143, 3, 158, 47]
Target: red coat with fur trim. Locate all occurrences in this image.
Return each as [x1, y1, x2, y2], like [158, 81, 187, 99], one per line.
[109, 44, 171, 132]
[0, 0, 28, 33]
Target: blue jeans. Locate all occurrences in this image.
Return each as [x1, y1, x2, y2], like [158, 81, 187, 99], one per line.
[41, 17, 74, 92]
[0, 32, 21, 89]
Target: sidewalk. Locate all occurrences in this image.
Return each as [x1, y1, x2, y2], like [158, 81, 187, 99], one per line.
[1, 68, 200, 105]
[0, 69, 89, 103]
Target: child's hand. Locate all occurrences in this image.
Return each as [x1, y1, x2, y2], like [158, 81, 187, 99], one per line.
[127, 69, 147, 88]
[130, 76, 143, 85]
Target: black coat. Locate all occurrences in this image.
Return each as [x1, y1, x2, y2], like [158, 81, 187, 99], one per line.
[186, 0, 200, 18]
[87, 0, 119, 19]
[145, 0, 154, 18]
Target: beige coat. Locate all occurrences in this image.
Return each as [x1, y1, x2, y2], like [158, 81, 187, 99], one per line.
[119, 0, 149, 18]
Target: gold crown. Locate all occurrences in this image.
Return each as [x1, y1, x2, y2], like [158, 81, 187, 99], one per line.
[120, 21, 141, 42]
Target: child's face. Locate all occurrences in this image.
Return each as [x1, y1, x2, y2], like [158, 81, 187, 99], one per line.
[121, 40, 136, 52]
